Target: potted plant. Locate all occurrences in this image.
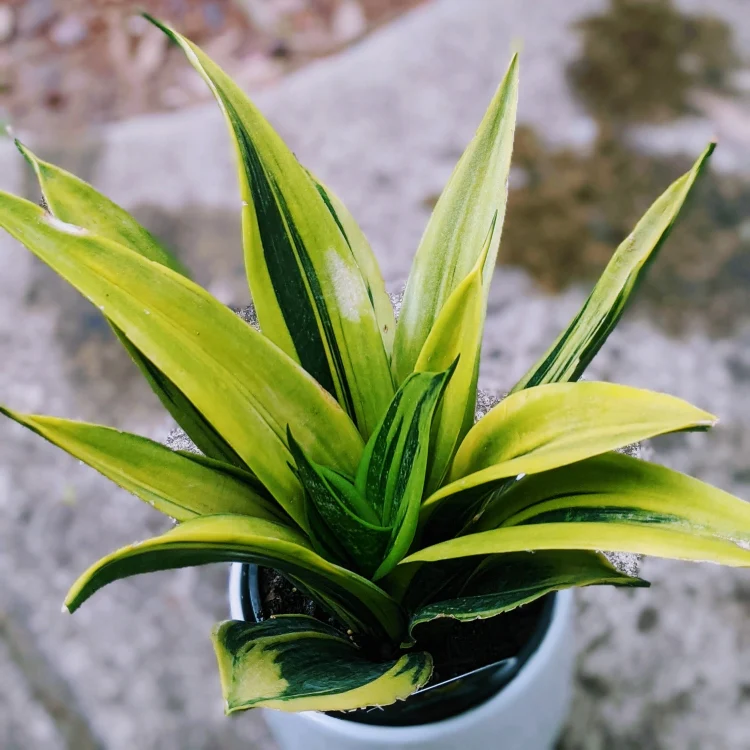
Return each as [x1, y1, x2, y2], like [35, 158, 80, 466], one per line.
[2, 15, 750, 750]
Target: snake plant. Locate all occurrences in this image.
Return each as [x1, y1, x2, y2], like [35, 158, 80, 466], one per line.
[3, 16, 750, 716]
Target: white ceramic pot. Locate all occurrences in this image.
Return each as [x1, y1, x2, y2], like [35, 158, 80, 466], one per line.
[228, 564, 574, 750]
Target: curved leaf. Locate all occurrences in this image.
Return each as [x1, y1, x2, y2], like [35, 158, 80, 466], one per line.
[511, 142, 714, 392]
[409, 551, 647, 634]
[478, 452, 750, 537]
[415, 216, 495, 494]
[64, 515, 406, 643]
[147, 16, 394, 438]
[16, 140, 245, 465]
[393, 55, 518, 383]
[0, 193, 364, 530]
[0, 406, 283, 523]
[213, 616, 431, 713]
[402, 521, 750, 568]
[421, 382, 715, 529]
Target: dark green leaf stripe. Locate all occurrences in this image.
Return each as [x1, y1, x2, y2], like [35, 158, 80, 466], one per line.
[288, 433, 391, 576]
[355, 368, 454, 579]
[113, 328, 245, 465]
[312, 178, 396, 357]
[212, 616, 432, 713]
[511, 143, 714, 392]
[147, 16, 394, 438]
[478, 452, 750, 542]
[230, 107, 338, 399]
[409, 551, 647, 634]
[64, 515, 407, 644]
[0, 407, 284, 523]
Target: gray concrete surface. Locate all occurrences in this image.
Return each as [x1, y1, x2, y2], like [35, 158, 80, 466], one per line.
[2, 0, 750, 747]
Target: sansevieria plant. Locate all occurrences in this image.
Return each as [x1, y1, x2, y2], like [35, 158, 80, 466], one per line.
[3, 16, 750, 715]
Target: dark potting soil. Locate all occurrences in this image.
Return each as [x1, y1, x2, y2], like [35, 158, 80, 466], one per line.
[257, 567, 548, 686]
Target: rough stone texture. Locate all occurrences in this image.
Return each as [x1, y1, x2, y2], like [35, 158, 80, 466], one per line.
[2, 0, 750, 748]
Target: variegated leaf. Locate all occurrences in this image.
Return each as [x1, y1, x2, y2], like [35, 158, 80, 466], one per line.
[408, 551, 647, 634]
[393, 55, 518, 383]
[65, 515, 407, 643]
[477, 451, 750, 535]
[0, 406, 283, 523]
[213, 616, 431, 713]
[16, 140, 244, 465]
[0, 193, 364, 530]
[420, 382, 715, 532]
[16, 140, 188, 275]
[148, 16, 394, 438]
[403, 454, 750, 569]
[511, 142, 714, 392]
[288, 433, 391, 576]
[414, 215, 495, 494]
[356, 367, 454, 579]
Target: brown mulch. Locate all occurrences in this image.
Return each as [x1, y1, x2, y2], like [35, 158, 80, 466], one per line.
[0, 0, 427, 137]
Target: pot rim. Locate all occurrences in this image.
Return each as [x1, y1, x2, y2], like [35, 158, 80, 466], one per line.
[228, 563, 574, 737]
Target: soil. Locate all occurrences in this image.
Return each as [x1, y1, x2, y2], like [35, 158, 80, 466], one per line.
[257, 567, 548, 686]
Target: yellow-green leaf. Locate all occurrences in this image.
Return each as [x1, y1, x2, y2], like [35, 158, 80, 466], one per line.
[313, 178, 396, 359]
[0, 193, 364, 530]
[65, 515, 406, 644]
[401, 522, 750, 568]
[213, 616, 431, 713]
[393, 55, 518, 384]
[414, 216, 495, 494]
[15, 140, 247, 464]
[421, 382, 715, 530]
[16, 140, 188, 275]
[477, 451, 750, 536]
[511, 142, 714, 392]
[147, 16, 394, 438]
[0, 406, 283, 523]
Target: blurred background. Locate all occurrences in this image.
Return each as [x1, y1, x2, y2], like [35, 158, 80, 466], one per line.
[1, 0, 750, 747]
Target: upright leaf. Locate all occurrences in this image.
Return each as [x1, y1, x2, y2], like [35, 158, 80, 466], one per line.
[213, 616, 431, 713]
[408, 551, 647, 635]
[147, 16, 394, 438]
[0, 193, 364, 530]
[420, 382, 715, 531]
[0, 406, 283, 523]
[65, 515, 406, 644]
[356, 368, 455, 579]
[511, 142, 714, 392]
[414, 217, 495, 493]
[393, 55, 518, 383]
[313, 178, 396, 359]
